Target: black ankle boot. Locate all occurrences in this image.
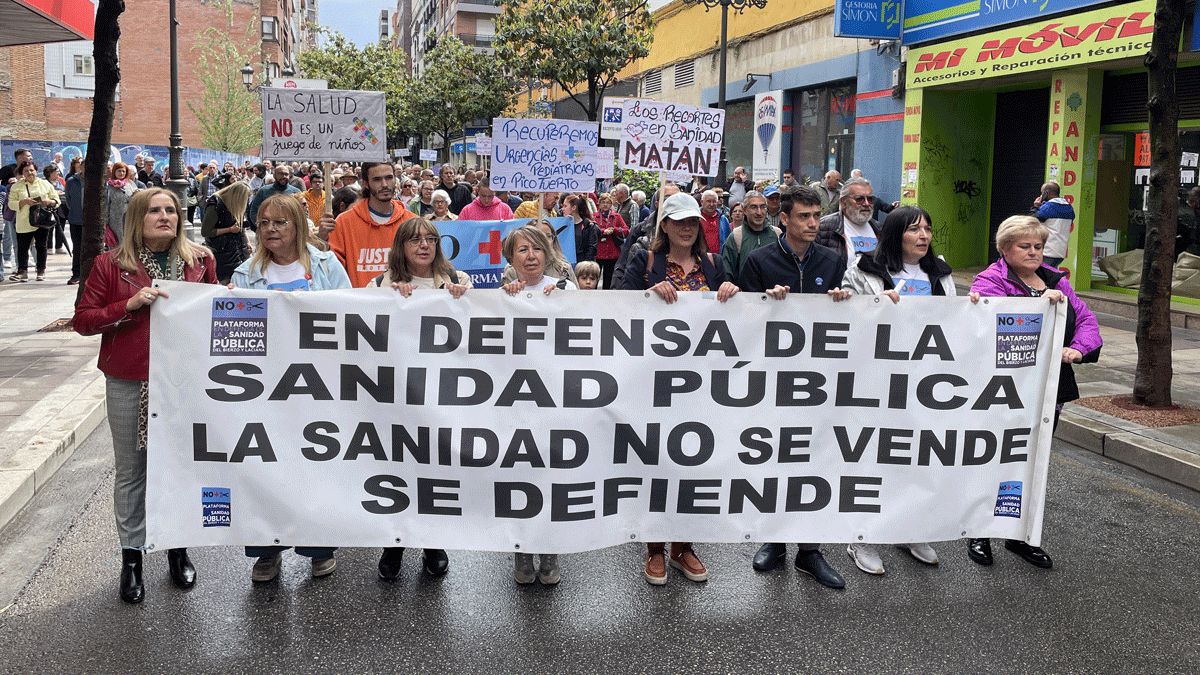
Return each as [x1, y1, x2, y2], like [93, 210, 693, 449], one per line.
[120, 549, 144, 604]
[167, 548, 196, 589]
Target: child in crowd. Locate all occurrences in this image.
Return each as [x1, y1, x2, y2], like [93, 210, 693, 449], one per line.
[575, 260, 600, 289]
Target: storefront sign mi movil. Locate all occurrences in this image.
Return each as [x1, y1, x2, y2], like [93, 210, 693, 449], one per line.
[907, 0, 1154, 89]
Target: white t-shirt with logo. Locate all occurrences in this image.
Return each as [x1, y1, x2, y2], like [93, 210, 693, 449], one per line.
[264, 259, 311, 291]
[842, 215, 878, 258]
[891, 262, 932, 296]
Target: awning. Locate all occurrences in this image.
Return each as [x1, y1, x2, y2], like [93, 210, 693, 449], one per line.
[0, 0, 94, 47]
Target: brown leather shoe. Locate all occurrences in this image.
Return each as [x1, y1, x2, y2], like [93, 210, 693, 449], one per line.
[644, 543, 667, 585]
[669, 542, 708, 582]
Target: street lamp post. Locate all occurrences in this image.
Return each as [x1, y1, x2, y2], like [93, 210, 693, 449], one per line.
[683, 0, 767, 188]
[165, 0, 189, 217]
[242, 63, 296, 92]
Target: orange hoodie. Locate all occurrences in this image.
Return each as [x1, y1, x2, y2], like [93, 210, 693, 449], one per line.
[329, 198, 418, 287]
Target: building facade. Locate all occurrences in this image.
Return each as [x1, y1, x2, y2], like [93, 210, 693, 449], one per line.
[901, 0, 1200, 302]
[0, 0, 316, 167]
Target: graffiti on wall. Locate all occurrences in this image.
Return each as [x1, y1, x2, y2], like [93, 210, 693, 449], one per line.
[1, 140, 258, 174]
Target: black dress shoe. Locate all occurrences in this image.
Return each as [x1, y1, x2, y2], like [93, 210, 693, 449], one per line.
[167, 548, 196, 589]
[422, 548, 449, 576]
[120, 549, 144, 604]
[967, 538, 993, 566]
[1005, 539, 1053, 568]
[378, 547, 404, 580]
[752, 542, 786, 571]
[794, 550, 846, 589]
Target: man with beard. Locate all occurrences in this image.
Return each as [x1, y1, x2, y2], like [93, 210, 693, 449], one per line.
[815, 177, 881, 268]
[320, 162, 418, 288]
[248, 164, 302, 225]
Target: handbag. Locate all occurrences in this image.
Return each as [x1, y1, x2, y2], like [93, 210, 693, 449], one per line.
[26, 185, 56, 230]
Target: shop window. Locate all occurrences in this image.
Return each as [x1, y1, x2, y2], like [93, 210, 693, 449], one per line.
[792, 81, 857, 184]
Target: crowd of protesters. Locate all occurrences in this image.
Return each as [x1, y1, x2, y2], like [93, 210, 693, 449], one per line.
[65, 154, 1100, 604]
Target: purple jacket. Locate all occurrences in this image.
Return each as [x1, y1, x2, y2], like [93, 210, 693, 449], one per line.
[972, 258, 1102, 403]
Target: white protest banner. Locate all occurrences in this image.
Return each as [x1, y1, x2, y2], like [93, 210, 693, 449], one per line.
[620, 99, 725, 176]
[474, 135, 493, 157]
[419, 149, 437, 162]
[601, 97, 626, 140]
[260, 87, 386, 162]
[753, 91, 784, 184]
[662, 169, 691, 183]
[396, 148, 410, 158]
[148, 286, 1064, 553]
[594, 147, 614, 180]
[490, 117, 599, 193]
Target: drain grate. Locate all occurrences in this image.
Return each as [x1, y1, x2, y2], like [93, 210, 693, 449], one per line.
[37, 318, 74, 333]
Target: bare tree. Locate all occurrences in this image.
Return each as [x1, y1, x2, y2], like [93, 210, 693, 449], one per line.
[1134, 0, 1186, 407]
[76, 0, 124, 306]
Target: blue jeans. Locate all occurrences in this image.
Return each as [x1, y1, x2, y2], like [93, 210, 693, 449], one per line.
[1, 218, 13, 268]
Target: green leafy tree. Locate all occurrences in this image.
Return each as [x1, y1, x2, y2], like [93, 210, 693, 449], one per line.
[297, 28, 414, 151]
[402, 34, 518, 160]
[495, 0, 655, 122]
[186, 0, 262, 153]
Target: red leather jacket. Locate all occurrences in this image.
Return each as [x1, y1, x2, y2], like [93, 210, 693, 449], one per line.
[74, 250, 217, 381]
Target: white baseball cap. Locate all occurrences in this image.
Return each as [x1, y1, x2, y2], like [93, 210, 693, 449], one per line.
[659, 192, 702, 221]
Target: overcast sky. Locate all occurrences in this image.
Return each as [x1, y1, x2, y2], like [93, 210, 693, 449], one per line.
[318, 1, 674, 49]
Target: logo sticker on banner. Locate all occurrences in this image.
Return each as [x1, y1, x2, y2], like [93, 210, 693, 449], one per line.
[210, 297, 267, 356]
[202, 487, 231, 527]
[996, 313, 1042, 368]
[994, 481, 1023, 518]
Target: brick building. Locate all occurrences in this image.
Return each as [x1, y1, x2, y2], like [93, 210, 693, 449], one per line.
[0, 0, 317, 151]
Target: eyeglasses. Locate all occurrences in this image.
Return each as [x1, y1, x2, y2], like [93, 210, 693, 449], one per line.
[847, 195, 872, 204]
[257, 219, 292, 230]
[407, 236, 439, 247]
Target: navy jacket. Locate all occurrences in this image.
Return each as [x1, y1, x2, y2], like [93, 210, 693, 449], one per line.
[738, 237, 846, 294]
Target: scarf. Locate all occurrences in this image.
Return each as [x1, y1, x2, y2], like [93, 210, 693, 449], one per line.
[107, 178, 128, 188]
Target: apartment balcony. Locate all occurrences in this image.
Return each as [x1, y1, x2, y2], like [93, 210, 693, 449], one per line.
[457, 33, 495, 50]
[456, 0, 501, 13]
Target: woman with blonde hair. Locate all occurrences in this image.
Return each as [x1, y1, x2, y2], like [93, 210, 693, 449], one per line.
[230, 193, 350, 582]
[499, 223, 575, 586]
[231, 193, 350, 292]
[500, 217, 577, 286]
[201, 181, 252, 283]
[74, 188, 217, 603]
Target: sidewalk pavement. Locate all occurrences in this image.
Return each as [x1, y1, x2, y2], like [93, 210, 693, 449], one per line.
[0, 259, 1198, 534]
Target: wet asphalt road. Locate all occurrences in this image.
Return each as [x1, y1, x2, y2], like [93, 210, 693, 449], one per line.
[1, 421, 1198, 675]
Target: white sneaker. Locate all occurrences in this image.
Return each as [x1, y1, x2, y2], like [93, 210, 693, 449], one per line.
[847, 544, 885, 574]
[537, 554, 560, 585]
[513, 553, 535, 584]
[898, 542, 939, 565]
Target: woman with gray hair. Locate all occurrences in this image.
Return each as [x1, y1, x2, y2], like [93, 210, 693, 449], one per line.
[500, 217, 577, 286]
[409, 179, 435, 217]
[429, 189, 457, 221]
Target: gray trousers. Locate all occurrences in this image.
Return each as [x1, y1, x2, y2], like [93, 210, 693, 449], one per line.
[106, 376, 146, 548]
